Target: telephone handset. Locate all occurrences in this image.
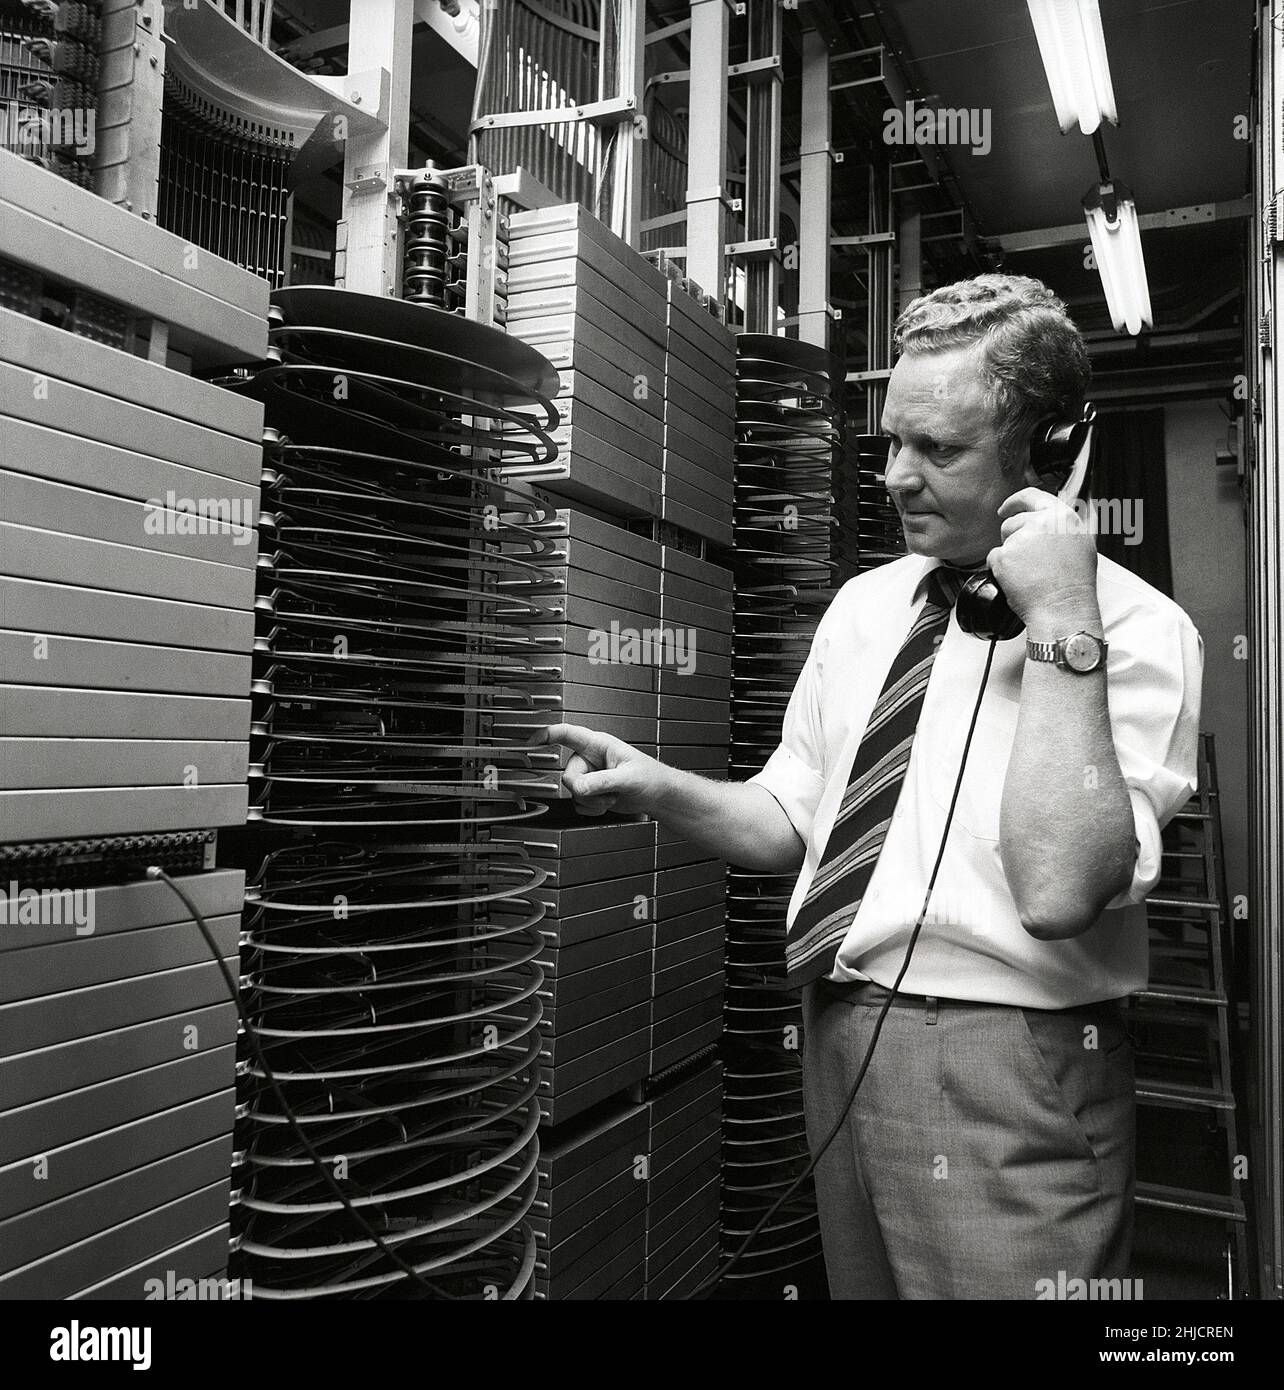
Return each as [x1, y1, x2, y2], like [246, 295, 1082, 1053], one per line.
[954, 403, 1098, 641]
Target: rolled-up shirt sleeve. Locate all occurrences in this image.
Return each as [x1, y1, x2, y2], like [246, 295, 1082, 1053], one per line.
[1103, 596, 1204, 909]
[746, 615, 831, 849]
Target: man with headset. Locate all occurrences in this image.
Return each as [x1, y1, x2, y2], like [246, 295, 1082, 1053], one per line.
[547, 274, 1203, 1298]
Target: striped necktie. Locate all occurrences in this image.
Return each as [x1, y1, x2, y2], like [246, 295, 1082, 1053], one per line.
[784, 566, 966, 990]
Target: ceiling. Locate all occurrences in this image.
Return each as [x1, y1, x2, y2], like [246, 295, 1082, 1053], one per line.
[811, 0, 1260, 393]
[866, 0, 1256, 236]
[268, 0, 1259, 394]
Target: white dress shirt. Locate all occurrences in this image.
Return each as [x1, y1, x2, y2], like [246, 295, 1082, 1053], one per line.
[748, 553, 1204, 1009]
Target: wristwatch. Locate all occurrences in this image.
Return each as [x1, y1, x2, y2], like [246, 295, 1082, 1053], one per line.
[1026, 629, 1108, 673]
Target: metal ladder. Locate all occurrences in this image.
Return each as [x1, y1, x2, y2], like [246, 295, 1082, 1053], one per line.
[1129, 733, 1251, 1297]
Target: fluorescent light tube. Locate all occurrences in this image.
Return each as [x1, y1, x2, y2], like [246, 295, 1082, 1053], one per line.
[1083, 182, 1153, 335]
[1027, 0, 1119, 135]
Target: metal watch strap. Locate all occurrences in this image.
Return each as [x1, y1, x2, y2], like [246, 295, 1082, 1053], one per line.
[1026, 631, 1108, 671]
[1026, 638, 1061, 663]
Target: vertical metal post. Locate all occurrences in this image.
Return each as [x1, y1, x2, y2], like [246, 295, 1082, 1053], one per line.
[743, 0, 782, 334]
[864, 162, 892, 432]
[686, 0, 730, 300]
[897, 207, 922, 312]
[797, 27, 831, 348]
[94, 0, 165, 218]
[1248, 0, 1284, 1302]
[599, 0, 645, 246]
[336, 0, 412, 296]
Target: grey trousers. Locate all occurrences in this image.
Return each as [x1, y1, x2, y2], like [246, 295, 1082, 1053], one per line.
[801, 979, 1136, 1299]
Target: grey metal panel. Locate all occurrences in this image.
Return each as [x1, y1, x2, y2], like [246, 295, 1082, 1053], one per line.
[498, 448, 660, 518]
[0, 1091, 233, 1223]
[0, 739, 248, 791]
[661, 465, 734, 521]
[0, 149, 266, 318]
[0, 471, 256, 569]
[663, 365, 732, 423]
[661, 544, 732, 591]
[0, 524, 255, 610]
[0, 163, 268, 365]
[0, 1138, 231, 1274]
[544, 566, 662, 617]
[0, 686, 250, 742]
[530, 387, 664, 446]
[506, 257, 668, 349]
[553, 343, 665, 422]
[0, 364, 262, 485]
[659, 494, 733, 547]
[0, 416, 262, 504]
[0, 961, 237, 1058]
[0, 631, 250, 695]
[0, 1178, 232, 1299]
[542, 535, 661, 591]
[0, 869, 244, 952]
[508, 305, 667, 377]
[537, 1047, 649, 1128]
[1, 1047, 236, 1164]
[0, 307, 263, 443]
[0, 578, 255, 653]
[659, 589, 734, 637]
[0, 915, 240, 1004]
[0, 1006, 236, 1109]
[666, 282, 736, 357]
[532, 683, 657, 719]
[0, 785, 249, 840]
[509, 203, 668, 274]
[72, 1224, 230, 1300]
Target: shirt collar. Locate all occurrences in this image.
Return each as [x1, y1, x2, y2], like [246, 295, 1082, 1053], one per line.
[912, 555, 987, 609]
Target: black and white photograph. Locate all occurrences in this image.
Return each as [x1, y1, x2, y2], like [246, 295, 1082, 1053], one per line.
[0, 0, 1279, 1358]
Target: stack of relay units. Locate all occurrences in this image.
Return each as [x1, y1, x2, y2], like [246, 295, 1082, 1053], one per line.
[493, 508, 732, 1298]
[0, 155, 266, 1297]
[502, 203, 733, 548]
[490, 205, 737, 1297]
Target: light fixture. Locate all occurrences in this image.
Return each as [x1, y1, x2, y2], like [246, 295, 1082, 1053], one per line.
[1027, 0, 1118, 135]
[1083, 181, 1152, 335]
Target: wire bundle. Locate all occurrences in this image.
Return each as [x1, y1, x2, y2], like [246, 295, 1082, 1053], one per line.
[719, 334, 842, 1290]
[157, 71, 293, 287]
[224, 287, 561, 1298]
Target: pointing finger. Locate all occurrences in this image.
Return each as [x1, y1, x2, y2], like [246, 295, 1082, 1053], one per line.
[546, 723, 612, 762]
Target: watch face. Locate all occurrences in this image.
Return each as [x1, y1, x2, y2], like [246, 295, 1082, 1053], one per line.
[1064, 632, 1102, 672]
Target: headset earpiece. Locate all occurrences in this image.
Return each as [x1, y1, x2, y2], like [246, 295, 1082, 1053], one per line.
[1029, 402, 1097, 485]
[955, 400, 1098, 640]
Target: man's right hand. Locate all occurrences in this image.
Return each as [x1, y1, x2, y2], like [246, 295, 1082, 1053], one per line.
[540, 723, 805, 873]
[544, 723, 672, 817]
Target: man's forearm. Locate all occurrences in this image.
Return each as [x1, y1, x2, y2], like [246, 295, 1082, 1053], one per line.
[651, 767, 804, 873]
[1000, 594, 1137, 938]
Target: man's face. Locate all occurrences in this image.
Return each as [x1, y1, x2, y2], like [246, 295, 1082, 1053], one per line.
[880, 344, 1030, 567]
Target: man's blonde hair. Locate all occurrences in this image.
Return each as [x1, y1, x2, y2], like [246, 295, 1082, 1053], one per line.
[893, 273, 1091, 471]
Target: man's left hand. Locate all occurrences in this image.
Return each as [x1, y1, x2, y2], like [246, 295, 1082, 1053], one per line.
[987, 487, 1099, 628]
